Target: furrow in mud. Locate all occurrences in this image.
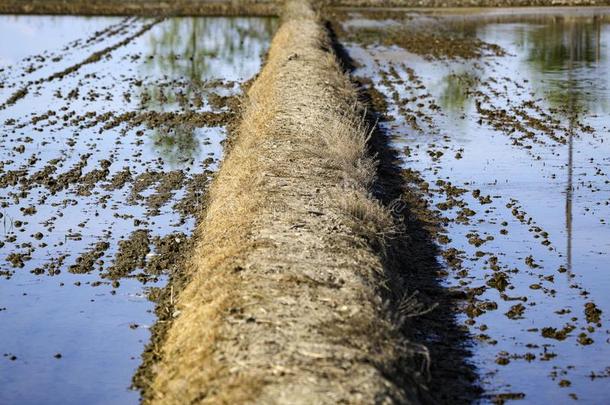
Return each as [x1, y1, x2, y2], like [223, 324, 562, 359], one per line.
[0, 18, 163, 110]
[0, 16, 135, 85]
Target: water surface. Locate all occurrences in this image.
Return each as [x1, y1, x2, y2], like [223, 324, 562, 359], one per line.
[0, 15, 277, 404]
[343, 7, 610, 403]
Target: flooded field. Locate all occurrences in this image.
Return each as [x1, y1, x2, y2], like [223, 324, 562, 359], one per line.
[338, 7, 610, 403]
[0, 15, 276, 404]
[3, 5, 610, 404]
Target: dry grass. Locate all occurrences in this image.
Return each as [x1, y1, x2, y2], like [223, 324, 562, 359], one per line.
[145, 0, 420, 403]
[145, 81, 271, 404]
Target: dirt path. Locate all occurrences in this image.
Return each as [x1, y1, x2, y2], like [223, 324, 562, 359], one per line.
[137, 0, 444, 403]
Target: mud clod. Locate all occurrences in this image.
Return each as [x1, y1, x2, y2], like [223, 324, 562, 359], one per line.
[106, 230, 150, 279]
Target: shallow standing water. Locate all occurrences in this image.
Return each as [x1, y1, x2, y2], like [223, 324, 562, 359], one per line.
[0, 15, 276, 404]
[340, 7, 610, 403]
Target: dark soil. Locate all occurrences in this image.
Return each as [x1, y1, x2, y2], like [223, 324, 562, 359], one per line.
[330, 9, 506, 60]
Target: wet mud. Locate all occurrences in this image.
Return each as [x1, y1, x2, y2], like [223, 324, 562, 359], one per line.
[332, 11, 505, 60]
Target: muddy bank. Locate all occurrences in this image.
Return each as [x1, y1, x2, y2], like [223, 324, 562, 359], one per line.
[0, 0, 278, 16]
[136, 0, 477, 403]
[2, 0, 609, 17]
[329, 0, 610, 7]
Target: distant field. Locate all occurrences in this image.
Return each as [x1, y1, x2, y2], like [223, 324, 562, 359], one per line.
[1, 0, 609, 16]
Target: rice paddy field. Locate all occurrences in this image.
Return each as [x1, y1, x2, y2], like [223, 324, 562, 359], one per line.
[334, 6, 610, 402]
[0, 15, 277, 404]
[0, 3, 609, 404]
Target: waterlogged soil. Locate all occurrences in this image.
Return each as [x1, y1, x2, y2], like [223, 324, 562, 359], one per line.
[338, 7, 610, 403]
[0, 15, 276, 404]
